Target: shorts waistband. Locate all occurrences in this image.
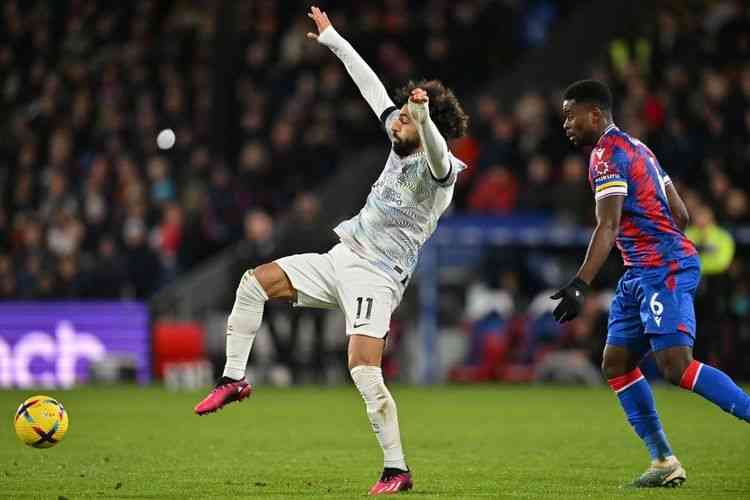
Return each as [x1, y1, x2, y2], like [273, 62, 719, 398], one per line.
[338, 240, 410, 286]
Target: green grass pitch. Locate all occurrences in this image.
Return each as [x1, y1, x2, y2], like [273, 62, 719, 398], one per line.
[1, 385, 748, 499]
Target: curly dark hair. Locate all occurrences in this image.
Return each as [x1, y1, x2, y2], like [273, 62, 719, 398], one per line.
[393, 79, 469, 139]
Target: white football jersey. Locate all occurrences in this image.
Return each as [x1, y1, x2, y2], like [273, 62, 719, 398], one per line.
[334, 110, 466, 280]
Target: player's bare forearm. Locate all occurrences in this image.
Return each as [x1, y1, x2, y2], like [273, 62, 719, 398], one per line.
[417, 120, 450, 179]
[665, 182, 689, 231]
[576, 195, 623, 285]
[576, 223, 617, 284]
[410, 89, 451, 179]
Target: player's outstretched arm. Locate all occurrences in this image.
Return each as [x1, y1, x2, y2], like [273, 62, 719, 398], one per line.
[577, 195, 623, 284]
[550, 195, 623, 323]
[407, 88, 451, 180]
[307, 6, 395, 121]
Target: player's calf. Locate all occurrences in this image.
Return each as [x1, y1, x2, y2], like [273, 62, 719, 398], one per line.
[678, 359, 750, 422]
[351, 365, 408, 470]
[655, 346, 750, 422]
[223, 269, 269, 380]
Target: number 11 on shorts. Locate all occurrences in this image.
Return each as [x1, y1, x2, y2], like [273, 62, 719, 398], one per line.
[356, 297, 374, 320]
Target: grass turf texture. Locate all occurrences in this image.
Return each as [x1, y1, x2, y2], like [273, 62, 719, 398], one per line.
[1, 385, 747, 499]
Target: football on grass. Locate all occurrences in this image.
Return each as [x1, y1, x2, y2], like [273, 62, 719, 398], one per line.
[14, 395, 69, 448]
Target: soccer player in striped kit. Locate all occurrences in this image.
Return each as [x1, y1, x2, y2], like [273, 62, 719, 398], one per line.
[552, 79, 750, 487]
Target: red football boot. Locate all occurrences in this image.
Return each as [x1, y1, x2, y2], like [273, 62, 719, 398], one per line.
[369, 468, 413, 495]
[194, 377, 252, 415]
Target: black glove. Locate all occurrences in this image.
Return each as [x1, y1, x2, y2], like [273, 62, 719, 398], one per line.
[550, 277, 590, 323]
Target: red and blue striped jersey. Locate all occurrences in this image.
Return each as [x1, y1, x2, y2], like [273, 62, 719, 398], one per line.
[588, 125, 697, 267]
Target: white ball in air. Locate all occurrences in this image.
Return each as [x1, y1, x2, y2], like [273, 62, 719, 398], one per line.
[157, 129, 176, 150]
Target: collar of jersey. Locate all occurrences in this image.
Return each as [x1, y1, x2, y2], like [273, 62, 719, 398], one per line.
[395, 149, 426, 162]
[595, 123, 618, 146]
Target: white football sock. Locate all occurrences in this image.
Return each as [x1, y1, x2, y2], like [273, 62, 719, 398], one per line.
[350, 365, 407, 470]
[223, 270, 268, 380]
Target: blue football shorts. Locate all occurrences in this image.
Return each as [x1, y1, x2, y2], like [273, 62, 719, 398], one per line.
[606, 255, 701, 355]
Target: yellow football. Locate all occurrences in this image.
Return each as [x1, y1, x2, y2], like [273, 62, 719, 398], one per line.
[14, 395, 69, 448]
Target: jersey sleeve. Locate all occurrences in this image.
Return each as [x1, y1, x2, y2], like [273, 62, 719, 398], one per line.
[318, 27, 397, 138]
[433, 151, 467, 187]
[655, 160, 672, 186]
[589, 143, 628, 201]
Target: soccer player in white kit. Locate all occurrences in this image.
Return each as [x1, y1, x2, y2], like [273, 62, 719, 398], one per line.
[194, 6, 469, 495]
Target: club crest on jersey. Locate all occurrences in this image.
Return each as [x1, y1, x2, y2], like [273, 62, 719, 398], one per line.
[594, 160, 611, 176]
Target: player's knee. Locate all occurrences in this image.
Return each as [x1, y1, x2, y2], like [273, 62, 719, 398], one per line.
[601, 358, 626, 380]
[348, 355, 379, 371]
[255, 262, 295, 300]
[235, 269, 267, 301]
[656, 355, 692, 386]
[601, 344, 642, 381]
[659, 364, 683, 386]
[348, 335, 384, 370]
[228, 270, 268, 335]
[653, 346, 694, 386]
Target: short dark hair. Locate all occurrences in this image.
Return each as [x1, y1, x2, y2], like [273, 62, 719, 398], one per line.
[563, 79, 612, 111]
[394, 79, 469, 139]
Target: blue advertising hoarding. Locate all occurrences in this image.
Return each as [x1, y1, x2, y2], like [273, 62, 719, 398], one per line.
[0, 302, 150, 388]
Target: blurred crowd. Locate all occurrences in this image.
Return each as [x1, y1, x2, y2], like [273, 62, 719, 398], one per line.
[445, 1, 750, 381]
[1, 1, 220, 299]
[457, 1, 750, 229]
[0, 0, 565, 300]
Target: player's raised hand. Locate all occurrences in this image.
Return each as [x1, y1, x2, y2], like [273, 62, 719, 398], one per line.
[407, 88, 430, 124]
[306, 6, 332, 41]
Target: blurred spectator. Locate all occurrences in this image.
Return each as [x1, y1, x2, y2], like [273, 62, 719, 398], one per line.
[517, 155, 555, 212]
[154, 203, 184, 282]
[686, 205, 736, 276]
[466, 165, 519, 215]
[686, 204, 738, 368]
[283, 192, 334, 255]
[54, 255, 84, 298]
[0, 254, 17, 299]
[82, 236, 128, 299]
[723, 189, 750, 225]
[279, 193, 335, 382]
[147, 156, 176, 206]
[550, 155, 591, 224]
[535, 292, 606, 386]
[0, 210, 8, 253]
[477, 114, 519, 171]
[123, 219, 162, 299]
[235, 208, 277, 272]
[449, 271, 523, 383]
